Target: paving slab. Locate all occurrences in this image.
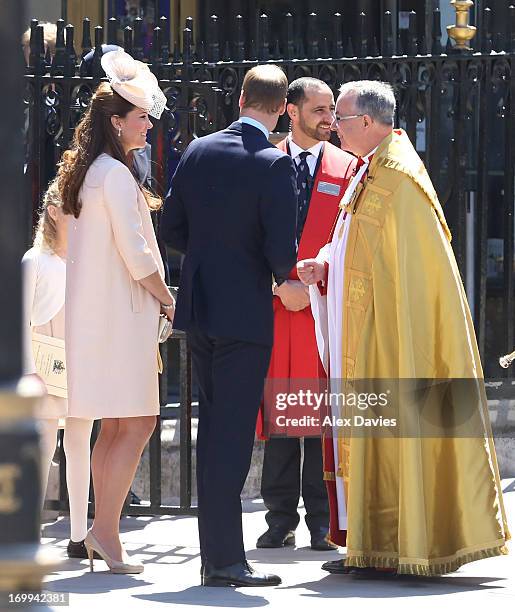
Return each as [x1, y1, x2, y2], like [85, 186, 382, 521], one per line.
[34, 479, 515, 611]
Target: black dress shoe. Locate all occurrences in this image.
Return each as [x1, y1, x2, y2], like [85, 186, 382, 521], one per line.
[66, 539, 101, 560]
[256, 527, 295, 548]
[350, 567, 398, 579]
[310, 528, 338, 551]
[202, 561, 281, 587]
[321, 559, 353, 574]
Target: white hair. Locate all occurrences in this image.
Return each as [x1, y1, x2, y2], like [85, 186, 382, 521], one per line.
[338, 80, 396, 126]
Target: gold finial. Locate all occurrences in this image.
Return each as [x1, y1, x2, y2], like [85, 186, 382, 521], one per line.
[447, 0, 477, 51]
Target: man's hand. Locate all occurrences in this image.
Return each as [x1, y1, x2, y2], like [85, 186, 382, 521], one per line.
[275, 280, 311, 312]
[297, 259, 326, 286]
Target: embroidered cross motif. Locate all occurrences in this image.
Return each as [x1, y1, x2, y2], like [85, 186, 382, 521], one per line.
[362, 192, 383, 215]
[349, 277, 366, 302]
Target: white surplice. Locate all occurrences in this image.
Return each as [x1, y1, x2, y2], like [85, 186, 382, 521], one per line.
[309, 148, 376, 530]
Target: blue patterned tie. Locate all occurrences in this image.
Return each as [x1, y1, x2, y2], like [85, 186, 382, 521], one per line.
[296, 151, 312, 244]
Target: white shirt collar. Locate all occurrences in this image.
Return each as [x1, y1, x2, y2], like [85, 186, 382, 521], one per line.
[288, 137, 323, 162]
[362, 146, 378, 164]
[340, 145, 380, 207]
[240, 116, 269, 138]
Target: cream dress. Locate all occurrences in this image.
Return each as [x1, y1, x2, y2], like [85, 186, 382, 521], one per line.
[22, 246, 67, 419]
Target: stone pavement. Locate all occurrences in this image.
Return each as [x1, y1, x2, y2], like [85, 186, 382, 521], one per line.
[37, 479, 515, 612]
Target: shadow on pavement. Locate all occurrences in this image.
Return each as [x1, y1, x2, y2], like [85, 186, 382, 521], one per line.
[279, 574, 507, 598]
[246, 547, 340, 564]
[42, 514, 189, 538]
[134, 587, 269, 607]
[42, 572, 153, 595]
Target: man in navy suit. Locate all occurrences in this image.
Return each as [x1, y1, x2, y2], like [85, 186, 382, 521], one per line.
[161, 65, 298, 587]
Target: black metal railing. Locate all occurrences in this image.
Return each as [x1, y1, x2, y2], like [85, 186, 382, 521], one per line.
[26, 6, 515, 516]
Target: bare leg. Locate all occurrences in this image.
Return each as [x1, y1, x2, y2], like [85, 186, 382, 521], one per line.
[38, 418, 59, 510]
[91, 415, 156, 561]
[91, 418, 119, 525]
[63, 417, 94, 542]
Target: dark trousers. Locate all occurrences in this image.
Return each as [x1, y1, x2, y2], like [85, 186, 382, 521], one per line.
[188, 327, 272, 568]
[261, 436, 329, 533]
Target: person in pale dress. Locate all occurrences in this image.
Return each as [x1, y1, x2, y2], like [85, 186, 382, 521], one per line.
[22, 179, 95, 559]
[56, 50, 174, 574]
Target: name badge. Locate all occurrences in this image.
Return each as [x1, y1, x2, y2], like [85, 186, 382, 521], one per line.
[317, 181, 341, 197]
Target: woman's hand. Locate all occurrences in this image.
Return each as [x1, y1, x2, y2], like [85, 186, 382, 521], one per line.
[161, 301, 175, 322]
[138, 271, 176, 318]
[26, 372, 48, 394]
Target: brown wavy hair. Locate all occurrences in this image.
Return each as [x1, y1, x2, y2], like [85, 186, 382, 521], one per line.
[57, 82, 161, 218]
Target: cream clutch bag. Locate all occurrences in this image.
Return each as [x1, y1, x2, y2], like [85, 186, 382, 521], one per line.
[158, 314, 173, 343]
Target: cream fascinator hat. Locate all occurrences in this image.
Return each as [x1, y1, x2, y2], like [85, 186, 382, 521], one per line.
[101, 49, 167, 119]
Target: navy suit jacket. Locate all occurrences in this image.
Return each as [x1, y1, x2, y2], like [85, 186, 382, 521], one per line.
[160, 121, 298, 346]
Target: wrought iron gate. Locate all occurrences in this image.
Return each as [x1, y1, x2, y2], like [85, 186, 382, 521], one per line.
[24, 4, 515, 516]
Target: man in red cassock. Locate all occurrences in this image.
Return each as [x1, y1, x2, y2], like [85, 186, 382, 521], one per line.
[256, 77, 355, 551]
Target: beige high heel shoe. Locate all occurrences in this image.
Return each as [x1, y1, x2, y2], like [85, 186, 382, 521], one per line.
[84, 530, 143, 574]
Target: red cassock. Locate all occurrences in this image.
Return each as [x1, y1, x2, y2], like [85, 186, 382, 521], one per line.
[256, 139, 356, 547]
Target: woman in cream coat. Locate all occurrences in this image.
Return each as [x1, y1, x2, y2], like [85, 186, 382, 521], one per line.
[57, 50, 175, 574]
